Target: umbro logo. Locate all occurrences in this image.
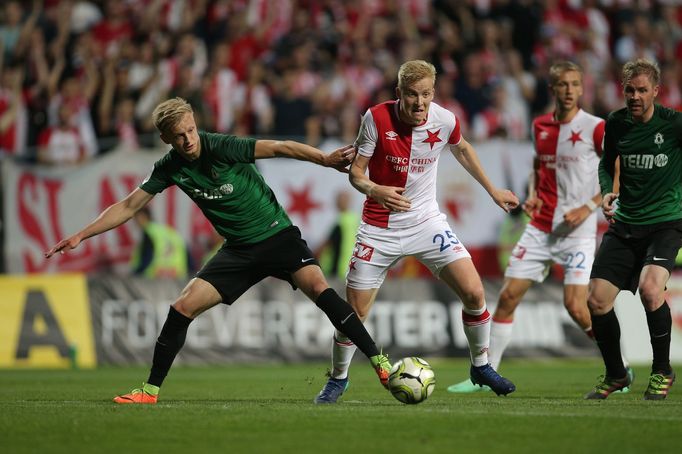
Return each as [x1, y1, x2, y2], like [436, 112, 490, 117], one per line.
[385, 131, 398, 141]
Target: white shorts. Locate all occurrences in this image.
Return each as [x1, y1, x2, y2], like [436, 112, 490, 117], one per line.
[346, 214, 471, 289]
[504, 224, 595, 285]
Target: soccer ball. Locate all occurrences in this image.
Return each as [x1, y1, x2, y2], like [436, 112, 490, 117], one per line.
[388, 357, 435, 404]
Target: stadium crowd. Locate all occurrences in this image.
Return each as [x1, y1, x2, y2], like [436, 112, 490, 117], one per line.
[0, 0, 681, 164]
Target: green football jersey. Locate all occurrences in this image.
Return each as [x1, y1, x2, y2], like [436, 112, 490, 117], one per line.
[599, 104, 682, 225]
[140, 131, 292, 245]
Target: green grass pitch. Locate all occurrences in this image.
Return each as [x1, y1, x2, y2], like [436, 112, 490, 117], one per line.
[1, 359, 680, 454]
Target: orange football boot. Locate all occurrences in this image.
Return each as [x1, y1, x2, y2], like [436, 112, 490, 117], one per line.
[371, 354, 391, 389]
[113, 384, 159, 404]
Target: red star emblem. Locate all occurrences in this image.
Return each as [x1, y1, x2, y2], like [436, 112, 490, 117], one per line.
[285, 182, 322, 224]
[569, 130, 583, 146]
[423, 129, 442, 149]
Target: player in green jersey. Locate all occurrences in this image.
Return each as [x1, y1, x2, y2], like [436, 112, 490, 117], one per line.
[45, 97, 392, 404]
[585, 59, 682, 401]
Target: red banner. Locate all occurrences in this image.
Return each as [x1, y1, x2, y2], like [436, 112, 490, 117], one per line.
[3, 139, 535, 275]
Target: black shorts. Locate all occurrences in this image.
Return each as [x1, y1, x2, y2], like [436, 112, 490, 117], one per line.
[590, 219, 682, 293]
[196, 226, 319, 304]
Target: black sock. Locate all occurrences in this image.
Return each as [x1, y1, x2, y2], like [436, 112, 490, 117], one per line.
[591, 309, 626, 379]
[646, 302, 672, 374]
[147, 306, 193, 387]
[315, 288, 380, 358]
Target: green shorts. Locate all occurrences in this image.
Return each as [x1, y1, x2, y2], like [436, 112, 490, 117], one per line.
[590, 219, 682, 293]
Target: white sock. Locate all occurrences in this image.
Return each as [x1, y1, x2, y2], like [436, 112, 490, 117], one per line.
[462, 304, 491, 367]
[330, 330, 357, 379]
[489, 319, 514, 371]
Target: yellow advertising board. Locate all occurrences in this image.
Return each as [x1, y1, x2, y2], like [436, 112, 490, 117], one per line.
[0, 274, 96, 368]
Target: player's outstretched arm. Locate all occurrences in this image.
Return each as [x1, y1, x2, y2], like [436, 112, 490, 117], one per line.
[45, 188, 154, 258]
[450, 139, 519, 212]
[253, 140, 356, 173]
[349, 154, 410, 212]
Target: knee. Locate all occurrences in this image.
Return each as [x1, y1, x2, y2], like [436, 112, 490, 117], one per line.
[309, 281, 331, 301]
[346, 289, 374, 321]
[296, 268, 330, 301]
[171, 299, 195, 319]
[587, 292, 611, 315]
[172, 287, 206, 318]
[496, 288, 521, 318]
[354, 305, 371, 320]
[638, 284, 664, 311]
[564, 298, 587, 319]
[459, 284, 485, 309]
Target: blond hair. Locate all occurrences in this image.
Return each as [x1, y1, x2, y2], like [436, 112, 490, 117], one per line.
[398, 60, 436, 89]
[548, 61, 583, 86]
[621, 59, 660, 86]
[151, 97, 193, 134]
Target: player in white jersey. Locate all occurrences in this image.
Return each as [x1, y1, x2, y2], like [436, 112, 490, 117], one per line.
[314, 60, 520, 403]
[448, 61, 632, 393]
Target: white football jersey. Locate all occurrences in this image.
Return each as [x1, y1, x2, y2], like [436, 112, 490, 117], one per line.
[530, 109, 605, 238]
[354, 100, 461, 228]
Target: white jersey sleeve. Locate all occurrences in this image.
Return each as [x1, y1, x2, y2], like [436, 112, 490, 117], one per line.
[354, 110, 378, 158]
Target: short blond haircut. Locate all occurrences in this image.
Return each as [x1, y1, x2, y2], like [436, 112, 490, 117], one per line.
[151, 97, 193, 134]
[621, 59, 660, 86]
[548, 61, 583, 86]
[398, 60, 436, 89]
